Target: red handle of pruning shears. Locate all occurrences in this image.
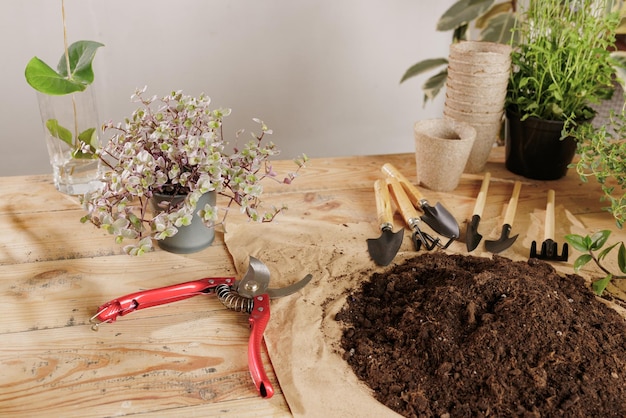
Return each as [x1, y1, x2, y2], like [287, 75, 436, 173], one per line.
[92, 277, 235, 325]
[91, 277, 276, 399]
[248, 294, 274, 398]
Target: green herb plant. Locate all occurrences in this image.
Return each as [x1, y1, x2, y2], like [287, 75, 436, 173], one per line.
[507, 0, 620, 133]
[573, 112, 626, 228]
[565, 230, 626, 295]
[400, 0, 518, 104]
[24, 0, 103, 158]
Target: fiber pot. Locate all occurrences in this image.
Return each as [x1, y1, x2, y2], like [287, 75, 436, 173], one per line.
[444, 42, 510, 174]
[505, 110, 576, 180]
[150, 191, 217, 253]
[414, 119, 476, 192]
[448, 40, 512, 66]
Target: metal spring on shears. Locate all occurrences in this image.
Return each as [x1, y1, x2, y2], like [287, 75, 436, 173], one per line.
[216, 284, 254, 313]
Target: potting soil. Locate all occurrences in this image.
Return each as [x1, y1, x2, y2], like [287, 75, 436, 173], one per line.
[336, 253, 626, 417]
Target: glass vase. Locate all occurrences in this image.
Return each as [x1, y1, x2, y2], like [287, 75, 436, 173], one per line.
[36, 86, 103, 195]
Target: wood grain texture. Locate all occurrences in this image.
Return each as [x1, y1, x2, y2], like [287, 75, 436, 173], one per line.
[1, 149, 625, 417]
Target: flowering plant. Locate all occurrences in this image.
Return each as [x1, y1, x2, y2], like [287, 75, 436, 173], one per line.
[81, 87, 307, 255]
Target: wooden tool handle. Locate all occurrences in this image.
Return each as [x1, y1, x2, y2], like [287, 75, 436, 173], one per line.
[387, 178, 420, 227]
[545, 189, 556, 240]
[503, 181, 522, 226]
[472, 172, 491, 217]
[382, 163, 424, 208]
[374, 179, 394, 228]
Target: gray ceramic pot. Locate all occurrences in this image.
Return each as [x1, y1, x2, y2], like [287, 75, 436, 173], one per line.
[150, 191, 217, 254]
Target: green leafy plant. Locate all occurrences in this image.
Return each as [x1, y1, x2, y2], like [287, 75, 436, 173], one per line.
[400, 0, 517, 104]
[81, 87, 308, 255]
[506, 0, 620, 133]
[565, 230, 626, 295]
[25, 40, 103, 96]
[573, 112, 626, 228]
[24, 0, 103, 159]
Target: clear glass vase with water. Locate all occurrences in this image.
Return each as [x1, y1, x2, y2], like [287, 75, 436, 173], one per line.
[36, 87, 103, 195]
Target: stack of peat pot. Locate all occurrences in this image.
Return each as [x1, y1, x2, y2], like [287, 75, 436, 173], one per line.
[444, 41, 512, 173]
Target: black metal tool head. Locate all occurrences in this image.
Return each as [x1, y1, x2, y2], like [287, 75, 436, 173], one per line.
[530, 239, 569, 261]
[420, 201, 460, 241]
[465, 214, 482, 252]
[367, 226, 404, 266]
[411, 226, 440, 251]
[484, 224, 518, 254]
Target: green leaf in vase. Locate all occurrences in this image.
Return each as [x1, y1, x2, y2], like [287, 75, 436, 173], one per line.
[45, 119, 73, 146]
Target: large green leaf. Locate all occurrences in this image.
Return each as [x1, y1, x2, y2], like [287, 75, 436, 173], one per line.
[590, 230, 611, 251]
[572, 254, 593, 271]
[400, 58, 448, 83]
[564, 234, 590, 252]
[475, 2, 513, 29]
[422, 69, 448, 103]
[437, 0, 495, 32]
[25, 40, 103, 95]
[78, 127, 98, 149]
[56, 40, 104, 85]
[25, 57, 86, 95]
[45, 119, 73, 147]
[592, 274, 612, 296]
[480, 12, 517, 44]
[618, 242, 626, 273]
[72, 127, 98, 159]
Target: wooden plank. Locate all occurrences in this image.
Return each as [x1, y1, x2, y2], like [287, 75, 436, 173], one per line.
[0, 175, 81, 215]
[0, 310, 288, 417]
[0, 252, 236, 334]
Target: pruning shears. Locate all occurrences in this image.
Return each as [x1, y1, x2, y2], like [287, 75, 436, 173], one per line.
[90, 256, 313, 399]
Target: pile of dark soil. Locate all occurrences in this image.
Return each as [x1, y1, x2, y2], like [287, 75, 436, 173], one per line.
[336, 253, 626, 417]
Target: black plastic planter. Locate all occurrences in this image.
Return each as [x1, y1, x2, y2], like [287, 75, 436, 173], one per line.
[505, 111, 578, 180]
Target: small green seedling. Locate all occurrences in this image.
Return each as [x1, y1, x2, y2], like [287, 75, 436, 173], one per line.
[565, 230, 626, 296]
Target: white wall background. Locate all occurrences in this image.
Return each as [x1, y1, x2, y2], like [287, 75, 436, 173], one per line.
[1, 0, 453, 176]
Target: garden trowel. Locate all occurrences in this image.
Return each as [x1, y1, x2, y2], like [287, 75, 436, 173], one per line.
[466, 172, 491, 252]
[367, 179, 404, 266]
[485, 181, 522, 253]
[382, 163, 459, 248]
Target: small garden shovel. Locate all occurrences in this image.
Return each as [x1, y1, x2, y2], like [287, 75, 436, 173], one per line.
[367, 179, 404, 266]
[485, 181, 522, 254]
[466, 172, 491, 252]
[381, 163, 459, 249]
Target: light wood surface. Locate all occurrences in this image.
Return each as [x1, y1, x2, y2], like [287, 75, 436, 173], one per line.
[2, 147, 625, 417]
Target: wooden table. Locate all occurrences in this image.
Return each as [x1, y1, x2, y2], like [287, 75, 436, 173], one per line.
[2, 148, 625, 417]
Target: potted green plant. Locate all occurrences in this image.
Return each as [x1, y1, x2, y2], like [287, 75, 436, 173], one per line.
[505, 0, 621, 180]
[25, 0, 104, 195]
[400, 0, 517, 104]
[81, 87, 308, 255]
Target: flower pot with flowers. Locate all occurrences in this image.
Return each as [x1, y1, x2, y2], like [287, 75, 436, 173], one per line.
[81, 87, 307, 255]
